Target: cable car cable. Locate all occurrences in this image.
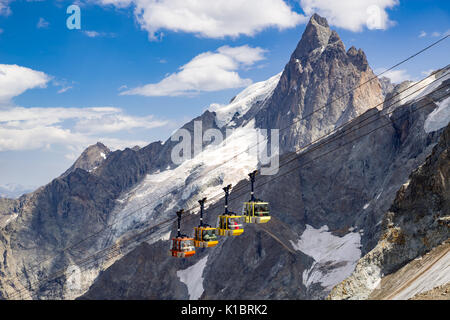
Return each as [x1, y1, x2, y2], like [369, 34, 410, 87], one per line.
[8, 89, 447, 299]
[12, 69, 448, 289]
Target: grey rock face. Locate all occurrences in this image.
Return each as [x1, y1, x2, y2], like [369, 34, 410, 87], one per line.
[62, 142, 111, 177]
[379, 76, 395, 97]
[254, 13, 384, 154]
[383, 80, 415, 113]
[0, 140, 166, 299]
[328, 122, 450, 300]
[0, 198, 18, 228]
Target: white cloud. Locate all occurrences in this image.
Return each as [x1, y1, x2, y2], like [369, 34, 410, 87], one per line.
[57, 86, 73, 94]
[0, 0, 11, 16]
[52, 78, 76, 94]
[121, 45, 267, 97]
[421, 69, 435, 77]
[431, 31, 441, 37]
[83, 30, 116, 38]
[97, 0, 305, 39]
[418, 29, 450, 39]
[37, 17, 49, 29]
[300, 0, 399, 32]
[74, 111, 168, 134]
[0, 64, 51, 105]
[0, 106, 168, 152]
[375, 68, 411, 84]
[84, 30, 100, 37]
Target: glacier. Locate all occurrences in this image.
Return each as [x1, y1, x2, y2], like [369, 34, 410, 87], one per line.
[290, 224, 361, 290]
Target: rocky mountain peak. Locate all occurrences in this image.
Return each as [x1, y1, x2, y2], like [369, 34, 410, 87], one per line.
[347, 46, 369, 71]
[311, 12, 329, 27]
[255, 13, 383, 153]
[292, 13, 333, 60]
[62, 142, 111, 177]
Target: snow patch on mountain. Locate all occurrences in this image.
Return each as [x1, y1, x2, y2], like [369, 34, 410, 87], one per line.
[424, 96, 450, 133]
[290, 224, 361, 290]
[397, 68, 450, 108]
[177, 255, 209, 300]
[208, 73, 281, 128]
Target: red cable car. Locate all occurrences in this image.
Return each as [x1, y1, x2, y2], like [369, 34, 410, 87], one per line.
[169, 209, 195, 258]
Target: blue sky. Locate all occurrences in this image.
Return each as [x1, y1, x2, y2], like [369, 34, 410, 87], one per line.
[0, 0, 449, 188]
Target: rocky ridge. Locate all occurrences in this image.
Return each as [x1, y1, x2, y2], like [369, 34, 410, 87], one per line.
[328, 122, 450, 300]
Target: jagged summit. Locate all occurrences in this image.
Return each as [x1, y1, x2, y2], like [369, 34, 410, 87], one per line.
[292, 13, 334, 60]
[347, 46, 369, 71]
[62, 142, 111, 176]
[292, 14, 368, 70]
[255, 13, 383, 153]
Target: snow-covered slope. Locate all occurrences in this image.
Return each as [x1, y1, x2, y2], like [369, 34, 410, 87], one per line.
[424, 96, 450, 133]
[385, 66, 450, 113]
[290, 225, 362, 290]
[208, 73, 282, 128]
[177, 255, 209, 300]
[105, 74, 282, 242]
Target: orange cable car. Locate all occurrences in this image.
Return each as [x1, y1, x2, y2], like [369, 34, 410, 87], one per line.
[193, 197, 219, 248]
[169, 209, 195, 258]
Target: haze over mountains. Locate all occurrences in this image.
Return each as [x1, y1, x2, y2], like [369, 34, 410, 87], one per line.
[0, 14, 448, 300]
[0, 184, 34, 199]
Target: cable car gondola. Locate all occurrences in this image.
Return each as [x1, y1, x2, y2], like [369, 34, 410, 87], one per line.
[193, 197, 219, 248]
[217, 185, 244, 236]
[169, 209, 196, 258]
[243, 170, 271, 224]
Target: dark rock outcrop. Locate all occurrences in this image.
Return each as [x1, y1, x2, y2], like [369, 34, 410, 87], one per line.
[329, 122, 449, 299]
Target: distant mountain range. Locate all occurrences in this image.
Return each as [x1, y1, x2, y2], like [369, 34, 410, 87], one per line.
[0, 183, 36, 199]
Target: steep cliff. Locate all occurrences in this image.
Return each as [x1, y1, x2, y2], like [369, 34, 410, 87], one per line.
[328, 122, 449, 300]
[254, 13, 384, 153]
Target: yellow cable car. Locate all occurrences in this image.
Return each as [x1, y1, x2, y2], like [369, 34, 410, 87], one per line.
[169, 209, 195, 258]
[217, 185, 244, 236]
[243, 170, 271, 224]
[194, 198, 219, 248]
